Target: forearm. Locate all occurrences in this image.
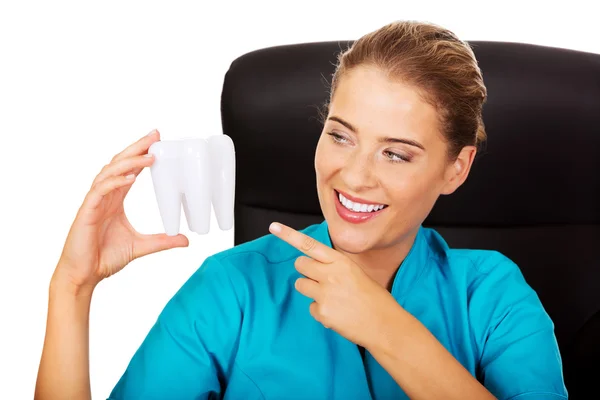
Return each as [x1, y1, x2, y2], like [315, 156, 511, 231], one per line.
[35, 271, 95, 400]
[369, 303, 496, 400]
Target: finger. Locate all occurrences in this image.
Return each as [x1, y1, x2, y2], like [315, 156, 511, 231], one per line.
[269, 222, 337, 263]
[309, 302, 328, 327]
[295, 277, 321, 301]
[111, 129, 160, 163]
[92, 154, 155, 187]
[295, 256, 326, 282]
[132, 233, 189, 259]
[95, 166, 145, 200]
[83, 174, 137, 210]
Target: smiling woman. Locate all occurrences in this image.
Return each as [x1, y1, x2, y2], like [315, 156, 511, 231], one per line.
[315, 23, 486, 267]
[35, 20, 568, 400]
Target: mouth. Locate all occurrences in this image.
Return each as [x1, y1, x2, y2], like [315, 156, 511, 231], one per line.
[333, 189, 388, 224]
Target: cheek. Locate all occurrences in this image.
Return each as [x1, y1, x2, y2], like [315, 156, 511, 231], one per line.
[314, 138, 326, 179]
[379, 161, 442, 203]
[315, 137, 343, 180]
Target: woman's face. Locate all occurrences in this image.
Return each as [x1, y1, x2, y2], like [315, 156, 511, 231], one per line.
[315, 65, 475, 254]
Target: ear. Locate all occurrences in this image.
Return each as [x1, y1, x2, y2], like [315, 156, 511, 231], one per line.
[440, 146, 477, 195]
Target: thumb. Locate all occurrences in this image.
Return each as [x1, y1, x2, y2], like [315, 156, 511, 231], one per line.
[133, 233, 189, 259]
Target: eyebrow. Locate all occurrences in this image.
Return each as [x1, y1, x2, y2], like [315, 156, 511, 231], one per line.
[328, 115, 426, 151]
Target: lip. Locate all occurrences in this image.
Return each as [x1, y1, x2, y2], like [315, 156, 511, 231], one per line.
[336, 189, 386, 206]
[334, 189, 388, 224]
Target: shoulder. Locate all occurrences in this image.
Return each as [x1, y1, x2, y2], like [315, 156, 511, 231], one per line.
[194, 221, 325, 290]
[160, 223, 324, 319]
[421, 227, 554, 333]
[421, 227, 545, 314]
[211, 221, 324, 267]
[422, 227, 527, 288]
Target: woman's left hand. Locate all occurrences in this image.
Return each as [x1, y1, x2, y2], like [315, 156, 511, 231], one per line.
[269, 221, 399, 349]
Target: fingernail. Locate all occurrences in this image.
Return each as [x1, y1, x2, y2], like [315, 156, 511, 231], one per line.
[125, 174, 135, 180]
[269, 222, 281, 233]
[144, 153, 153, 158]
[147, 129, 157, 136]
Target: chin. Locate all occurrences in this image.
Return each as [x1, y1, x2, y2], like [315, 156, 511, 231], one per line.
[327, 222, 375, 254]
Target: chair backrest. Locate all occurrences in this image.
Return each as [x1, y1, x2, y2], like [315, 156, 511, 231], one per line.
[220, 40, 600, 398]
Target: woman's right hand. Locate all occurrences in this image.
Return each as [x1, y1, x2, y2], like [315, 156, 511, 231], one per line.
[51, 129, 189, 295]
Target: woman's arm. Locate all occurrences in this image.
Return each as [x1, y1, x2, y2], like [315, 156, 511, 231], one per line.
[34, 130, 188, 399]
[368, 302, 496, 400]
[35, 270, 95, 400]
[369, 258, 567, 400]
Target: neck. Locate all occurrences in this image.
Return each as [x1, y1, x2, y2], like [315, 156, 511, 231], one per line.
[333, 228, 420, 291]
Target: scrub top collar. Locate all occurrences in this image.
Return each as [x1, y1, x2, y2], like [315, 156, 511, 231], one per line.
[314, 220, 433, 301]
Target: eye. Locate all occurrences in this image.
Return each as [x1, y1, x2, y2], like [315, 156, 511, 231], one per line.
[383, 150, 411, 163]
[327, 131, 351, 145]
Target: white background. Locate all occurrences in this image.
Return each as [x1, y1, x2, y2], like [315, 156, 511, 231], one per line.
[1, 0, 598, 398]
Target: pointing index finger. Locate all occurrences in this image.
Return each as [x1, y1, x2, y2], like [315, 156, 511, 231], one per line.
[269, 222, 336, 263]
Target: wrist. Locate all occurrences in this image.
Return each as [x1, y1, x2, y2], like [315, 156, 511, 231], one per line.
[368, 300, 410, 357]
[50, 266, 96, 298]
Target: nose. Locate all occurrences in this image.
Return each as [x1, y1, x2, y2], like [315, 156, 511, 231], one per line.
[339, 151, 378, 192]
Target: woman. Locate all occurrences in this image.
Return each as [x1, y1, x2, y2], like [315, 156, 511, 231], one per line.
[35, 21, 568, 399]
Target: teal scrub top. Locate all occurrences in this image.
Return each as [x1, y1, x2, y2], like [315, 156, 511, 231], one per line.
[108, 220, 568, 399]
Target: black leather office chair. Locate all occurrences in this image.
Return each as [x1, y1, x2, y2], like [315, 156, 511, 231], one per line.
[220, 40, 600, 399]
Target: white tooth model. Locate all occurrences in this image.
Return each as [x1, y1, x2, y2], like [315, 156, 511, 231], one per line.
[147, 134, 235, 236]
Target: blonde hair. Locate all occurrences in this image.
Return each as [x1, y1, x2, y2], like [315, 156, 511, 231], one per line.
[328, 20, 488, 158]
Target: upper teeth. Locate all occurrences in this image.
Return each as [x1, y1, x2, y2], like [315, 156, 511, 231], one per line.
[338, 192, 386, 213]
